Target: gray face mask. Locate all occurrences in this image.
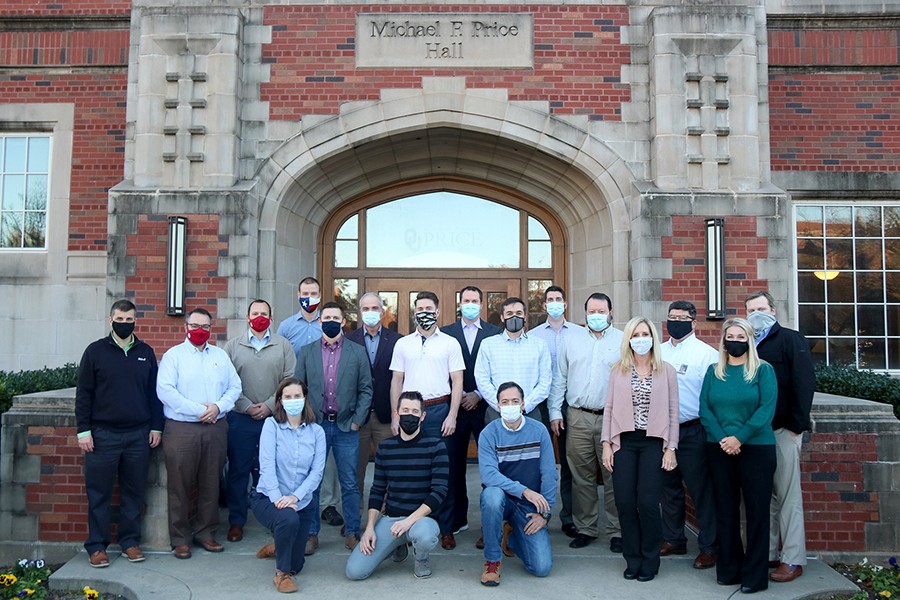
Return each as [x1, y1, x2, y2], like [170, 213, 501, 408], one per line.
[747, 311, 776, 336]
[504, 316, 525, 333]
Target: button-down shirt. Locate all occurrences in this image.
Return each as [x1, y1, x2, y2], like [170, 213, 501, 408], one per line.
[276, 311, 322, 356]
[475, 331, 552, 414]
[156, 339, 242, 422]
[364, 326, 381, 365]
[248, 328, 271, 353]
[390, 328, 465, 400]
[754, 324, 774, 345]
[660, 333, 719, 422]
[548, 325, 623, 421]
[321, 336, 343, 415]
[256, 417, 326, 510]
[462, 319, 482, 353]
[530, 319, 575, 368]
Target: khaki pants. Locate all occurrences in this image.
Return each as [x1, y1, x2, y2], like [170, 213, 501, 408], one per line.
[565, 407, 620, 538]
[769, 428, 807, 565]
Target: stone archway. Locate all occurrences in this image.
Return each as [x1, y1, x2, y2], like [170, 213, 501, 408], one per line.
[250, 77, 637, 320]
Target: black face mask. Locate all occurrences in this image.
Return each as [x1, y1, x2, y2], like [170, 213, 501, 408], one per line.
[112, 321, 135, 339]
[503, 316, 525, 333]
[666, 320, 693, 340]
[724, 340, 750, 358]
[398, 414, 421, 435]
[321, 320, 343, 339]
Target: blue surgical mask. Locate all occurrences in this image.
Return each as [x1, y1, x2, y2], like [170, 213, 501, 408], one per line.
[361, 311, 381, 327]
[586, 313, 609, 332]
[630, 337, 653, 356]
[546, 301, 565, 319]
[460, 303, 481, 321]
[282, 397, 305, 416]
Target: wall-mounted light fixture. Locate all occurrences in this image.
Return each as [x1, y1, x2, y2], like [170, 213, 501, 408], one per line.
[813, 270, 840, 281]
[166, 216, 187, 316]
[705, 218, 726, 319]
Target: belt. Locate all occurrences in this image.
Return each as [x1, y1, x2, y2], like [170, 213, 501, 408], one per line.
[681, 418, 701, 429]
[423, 394, 450, 407]
[571, 405, 604, 416]
[323, 413, 338, 422]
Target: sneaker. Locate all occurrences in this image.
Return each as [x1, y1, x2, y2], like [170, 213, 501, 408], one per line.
[481, 560, 501, 586]
[321, 506, 344, 527]
[89, 550, 110, 568]
[453, 524, 470, 535]
[414, 558, 432, 578]
[391, 543, 409, 563]
[273, 571, 298, 593]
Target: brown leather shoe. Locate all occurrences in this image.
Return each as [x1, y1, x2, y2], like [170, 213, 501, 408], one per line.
[256, 543, 276, 559]
[769, 563, 803, 582]
[227, 525, 243, 542]
[196, 539, 224, 553]
[173, 545, 192, 560]
[768, 560, 781, 568]
[273, 571, 298, 593]
[89, 550, 110, 568]
[345, 534, 360, 551]
[475, 535, 485, 549]
[441, 534, 456, 550]
[693, 551, 717, 569]
[501, 523, 515, 558]
[123, 546, 145, 563]
[305, 535, 319, 556]
[660, 542, 687, 556]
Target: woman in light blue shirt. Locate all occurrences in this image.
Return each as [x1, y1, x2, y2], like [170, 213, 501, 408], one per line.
[252, 377, 326, 593]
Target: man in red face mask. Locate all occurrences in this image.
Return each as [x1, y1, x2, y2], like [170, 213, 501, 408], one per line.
[223, 299, 297, 543]
[157, 308, 242, 559]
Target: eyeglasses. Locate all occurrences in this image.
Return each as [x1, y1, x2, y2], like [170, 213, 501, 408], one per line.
[187, 323, 211, 331]
[667, 315, 694, 322]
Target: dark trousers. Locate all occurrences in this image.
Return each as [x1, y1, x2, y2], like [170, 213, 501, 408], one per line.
[226, 411, 265, 526]
[707, 442, 775, 592]
[556, 404, 573, 526]
[440, 402, 487, 534]
[661, 422, 717, 552]
[252, 492, 315, 575]
[163, 418, 228, 546]
[83, 426, 151, 553]
[612, 431, 664, 578]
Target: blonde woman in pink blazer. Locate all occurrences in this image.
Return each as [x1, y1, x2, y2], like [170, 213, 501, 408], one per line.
[601, 316, 679, 582]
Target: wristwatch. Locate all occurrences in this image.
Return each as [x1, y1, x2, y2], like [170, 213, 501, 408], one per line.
[540, 510, 551, 521]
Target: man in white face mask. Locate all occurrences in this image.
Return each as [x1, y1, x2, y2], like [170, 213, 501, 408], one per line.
[744, 291, 815, 584]
[478, 382, 556, 586]
[547, 292, 624, 553]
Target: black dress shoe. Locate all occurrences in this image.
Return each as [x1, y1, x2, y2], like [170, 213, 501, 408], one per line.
[561, 523, 577, 538]
[717, 578, 740, 586]
[321, 505, 344, 527]
[609, 537, 623, 553]
[637, 573, 656, 582]
[741, 586, 764, 594]
[568, 533, 597, 549]
[623, 569, 638, 580]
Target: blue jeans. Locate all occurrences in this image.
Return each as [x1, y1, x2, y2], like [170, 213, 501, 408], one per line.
[345, 515, 439, 580]
[421, 400, 449, 440]
[226, 412, 265, 526]
[310, 420, 361, 536]
[480, 486, 552, 577]
[252, 492, 315, 575]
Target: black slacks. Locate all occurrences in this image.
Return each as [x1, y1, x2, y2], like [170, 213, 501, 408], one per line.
[661, 422, 718, 552]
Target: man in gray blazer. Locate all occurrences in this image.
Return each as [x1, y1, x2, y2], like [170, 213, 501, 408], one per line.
[296, 301, 373, 552]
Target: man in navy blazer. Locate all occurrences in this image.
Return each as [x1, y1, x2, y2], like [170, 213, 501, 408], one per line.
[295, 301, 373, 551]
[438, 285, 503, 548]
[345, 292, 401, 507]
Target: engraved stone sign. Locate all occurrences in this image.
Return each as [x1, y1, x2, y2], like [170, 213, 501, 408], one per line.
[356, 13, 533, 68]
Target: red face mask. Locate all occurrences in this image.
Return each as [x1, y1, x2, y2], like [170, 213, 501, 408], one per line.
[249, 315, 271, 333]
[187, 327, 211, 346]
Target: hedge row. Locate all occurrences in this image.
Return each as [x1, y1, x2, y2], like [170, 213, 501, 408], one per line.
[0, 364, 78, 415]
[814, 362, 900, 419]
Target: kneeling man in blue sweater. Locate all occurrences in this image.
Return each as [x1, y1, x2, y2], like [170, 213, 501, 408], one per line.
[479, 381, 557, 586]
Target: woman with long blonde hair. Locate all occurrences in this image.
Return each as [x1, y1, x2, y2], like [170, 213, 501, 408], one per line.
[699, 318, 777, 594]
[601, 316, 679, 582]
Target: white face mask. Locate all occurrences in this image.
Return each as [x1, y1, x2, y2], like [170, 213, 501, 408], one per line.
[629, 337, 653, 356]
[747, 311, 776, 336]
[361, 311, 382, 327]
[499, 404, 522, 423]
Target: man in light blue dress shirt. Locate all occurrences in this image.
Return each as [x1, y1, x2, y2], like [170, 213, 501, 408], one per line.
[157, 308, 242, 559]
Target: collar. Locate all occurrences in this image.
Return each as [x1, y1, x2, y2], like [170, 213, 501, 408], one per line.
[365, 325, 382, 339]
[667, 332, 696, 348]
[502, 330, 528, 342]
[501, 416, 526, 432]
[109, 333, 136, 352]
[462, 319, 483, 329]
[322, 336, 343, 350]
[183, 338, 208, 353]
[276, 418, 309, 430]
[297, 309, 320, 322]
[248, 328, 271, 343]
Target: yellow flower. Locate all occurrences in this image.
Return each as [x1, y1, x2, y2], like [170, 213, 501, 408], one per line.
[83, 585, 99, 600]
[1, 574, 18, 586]
[879, 592, 891, 598]
[24, 589, 35, 596]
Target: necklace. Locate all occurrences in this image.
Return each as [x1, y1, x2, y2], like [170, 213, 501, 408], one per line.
[634, 366, 652, 378]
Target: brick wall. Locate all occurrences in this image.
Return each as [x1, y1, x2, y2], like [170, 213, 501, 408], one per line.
[0, 1, 130, 15]
[769, 27, 900, 171]
[262, 4, 630, 120]
[660, 216, 769, 345]
[124, 214, 231, 356]
[25, 426, 87, 543]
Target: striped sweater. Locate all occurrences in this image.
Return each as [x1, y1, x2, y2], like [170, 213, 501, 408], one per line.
[478, 417, 557, 512]
[368, 433, 449, 518]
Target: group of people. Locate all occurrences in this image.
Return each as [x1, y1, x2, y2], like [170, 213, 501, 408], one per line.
[74, 278, 815, 594]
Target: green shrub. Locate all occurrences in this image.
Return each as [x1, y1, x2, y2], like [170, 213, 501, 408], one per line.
[0, 363, 78, 415]
[815, 362, 900, 419]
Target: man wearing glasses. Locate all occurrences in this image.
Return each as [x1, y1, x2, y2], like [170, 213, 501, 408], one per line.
[157, 308, 242, 559]
[658, 300, 719, 569]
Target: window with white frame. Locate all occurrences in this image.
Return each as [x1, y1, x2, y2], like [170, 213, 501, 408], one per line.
[795, 204, 900, 371]
[0, 135, 51, 249]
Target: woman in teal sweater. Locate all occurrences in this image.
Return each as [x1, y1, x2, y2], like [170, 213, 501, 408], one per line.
[699, 318, 777, 595]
